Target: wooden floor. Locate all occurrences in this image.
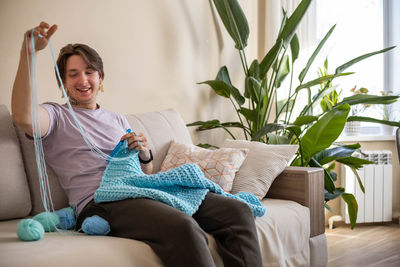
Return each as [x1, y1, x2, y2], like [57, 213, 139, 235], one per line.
[326, 223, 400, 267]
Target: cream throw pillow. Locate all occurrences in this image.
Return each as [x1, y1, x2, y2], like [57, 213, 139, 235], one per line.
[221, 139, 298, 199]
[160, 141, 248, 192]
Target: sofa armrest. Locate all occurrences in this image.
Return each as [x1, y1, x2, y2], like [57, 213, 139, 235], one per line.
[266, 166, 325, 237]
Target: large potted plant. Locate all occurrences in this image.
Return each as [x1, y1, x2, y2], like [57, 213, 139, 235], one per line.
[188, 0, 399, 228]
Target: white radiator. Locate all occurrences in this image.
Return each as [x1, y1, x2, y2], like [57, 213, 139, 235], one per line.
[341, 150, 393, 224]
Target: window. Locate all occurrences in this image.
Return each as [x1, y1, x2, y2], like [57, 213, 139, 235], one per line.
[312, 0, 399, 131]
[383, 0, 400, 121]
[275, 0, 399, 130]
[317, 0, 383, 93]
[315, 0, 383, 118]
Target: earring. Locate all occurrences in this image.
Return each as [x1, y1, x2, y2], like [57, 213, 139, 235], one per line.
[99, 83, 104, 92]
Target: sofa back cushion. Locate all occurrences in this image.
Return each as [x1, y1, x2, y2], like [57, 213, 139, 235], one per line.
[221, 139, 298, 199]
[17, 108, 191, 215]
[160, 141, 248, 192]
[0, 105, 32, 220]
[125, 109, 193, 173]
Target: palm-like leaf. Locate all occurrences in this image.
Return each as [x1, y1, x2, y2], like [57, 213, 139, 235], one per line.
[342, 193, 358, 229]
[300, 104, 350, 163]
[347, 116, 400, 127]
[212, 0, 249, 49]
[335, 46, 395, 75]
[298, 24, 336, 83]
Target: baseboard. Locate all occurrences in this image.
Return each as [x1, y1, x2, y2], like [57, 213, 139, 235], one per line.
[326, 218, 399, 229]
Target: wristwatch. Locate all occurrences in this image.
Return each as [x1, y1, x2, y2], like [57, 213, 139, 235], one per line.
[139, 149, 153, 164]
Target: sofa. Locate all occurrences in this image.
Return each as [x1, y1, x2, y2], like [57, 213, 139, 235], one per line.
[0, 104, 328, 267]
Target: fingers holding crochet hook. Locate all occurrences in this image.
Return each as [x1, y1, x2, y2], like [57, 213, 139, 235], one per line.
[120, 131, 148, 151]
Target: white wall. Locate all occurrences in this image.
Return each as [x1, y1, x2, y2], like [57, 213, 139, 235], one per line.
[0, 0, 258, 146]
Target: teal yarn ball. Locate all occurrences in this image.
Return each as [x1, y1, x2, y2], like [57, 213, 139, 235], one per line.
[17, 219, 45, 241]
[33, 212, 60, 232]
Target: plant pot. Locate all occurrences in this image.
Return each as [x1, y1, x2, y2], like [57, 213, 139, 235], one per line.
[344, 121, 361, 136]
[380, 124, 393, 135]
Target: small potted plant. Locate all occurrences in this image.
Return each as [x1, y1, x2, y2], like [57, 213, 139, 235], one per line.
[379, 90, 394, 135]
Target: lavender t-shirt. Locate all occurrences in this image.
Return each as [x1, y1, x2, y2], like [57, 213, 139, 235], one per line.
[41, 102, 131, 215]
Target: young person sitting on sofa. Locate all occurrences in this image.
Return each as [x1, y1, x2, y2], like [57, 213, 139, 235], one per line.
[11, 21, 263, 267]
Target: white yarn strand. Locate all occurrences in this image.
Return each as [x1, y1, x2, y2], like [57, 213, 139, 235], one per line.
[27, 31, 54, 213]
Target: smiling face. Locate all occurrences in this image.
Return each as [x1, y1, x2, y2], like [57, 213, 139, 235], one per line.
[56, 43, 105, 110]
[64, 55, 102, 109]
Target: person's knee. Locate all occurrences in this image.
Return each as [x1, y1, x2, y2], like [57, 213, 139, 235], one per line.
[163, 216, 214, 267]
[227, 199, 254, 222]
[170, 214, 207, 243]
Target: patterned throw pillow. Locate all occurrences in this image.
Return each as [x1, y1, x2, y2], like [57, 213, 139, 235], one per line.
[160, 141, 248, 192]
[221, 139, 298, 199]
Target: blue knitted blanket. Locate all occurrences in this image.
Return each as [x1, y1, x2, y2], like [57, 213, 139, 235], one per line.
[94, 140, 266, 217]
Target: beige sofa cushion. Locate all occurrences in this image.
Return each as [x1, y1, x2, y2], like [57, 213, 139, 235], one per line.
[125, 109, 193, 173]
[0, 105, 32, 220]
[221, 139, 298, 199]
[258, 198, 310, 266]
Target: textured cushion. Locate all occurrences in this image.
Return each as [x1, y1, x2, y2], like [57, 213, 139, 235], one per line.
[221, 139, 298, 199]
[0, 105, 32, 220]
[160, 141, 248, 192]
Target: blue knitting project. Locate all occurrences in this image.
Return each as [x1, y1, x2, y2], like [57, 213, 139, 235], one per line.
[94, 140, 266, 217]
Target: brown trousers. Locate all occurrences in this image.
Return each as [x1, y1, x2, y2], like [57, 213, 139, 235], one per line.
[76, 192, 262, 267]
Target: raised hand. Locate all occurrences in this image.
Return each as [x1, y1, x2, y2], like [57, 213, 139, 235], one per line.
[24, 21, 57, 54]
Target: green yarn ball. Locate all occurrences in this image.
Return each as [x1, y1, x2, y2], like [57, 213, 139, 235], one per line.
[17, 219, 44, 241]
[33, 212, 60, 232]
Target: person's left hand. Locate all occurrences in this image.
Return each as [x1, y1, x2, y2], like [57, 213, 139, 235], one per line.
[120, 132, 148, 152]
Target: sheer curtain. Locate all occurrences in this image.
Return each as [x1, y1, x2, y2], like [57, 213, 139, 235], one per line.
[258, 0, 317, 59]
[257, 0, 318, 121]
[383, 0, 400, 121]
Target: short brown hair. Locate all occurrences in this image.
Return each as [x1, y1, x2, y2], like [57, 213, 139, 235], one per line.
[55, 43, 104, 87]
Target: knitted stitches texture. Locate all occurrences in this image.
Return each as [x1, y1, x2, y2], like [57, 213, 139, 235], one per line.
[94, 141, 266, 217]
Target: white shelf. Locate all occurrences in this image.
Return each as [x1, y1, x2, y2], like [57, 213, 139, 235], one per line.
[337, 135, 396, 142]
